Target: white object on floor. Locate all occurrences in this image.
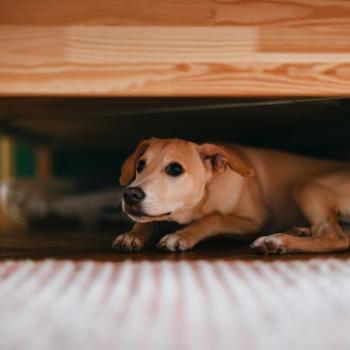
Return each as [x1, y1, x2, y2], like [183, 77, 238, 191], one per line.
[0, 259, 350, 350]
[0, 179, 123, 227]
[0, 179, 74, 226]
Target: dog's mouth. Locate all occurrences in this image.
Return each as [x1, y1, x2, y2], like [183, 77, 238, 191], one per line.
[125, 207, 171, 220]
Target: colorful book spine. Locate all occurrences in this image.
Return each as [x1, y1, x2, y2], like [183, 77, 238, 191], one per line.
[0, 136, 14, 229]
[0, 135, 51, 180]
[0, 135, 52, 230]
[0, 135, 14, 180]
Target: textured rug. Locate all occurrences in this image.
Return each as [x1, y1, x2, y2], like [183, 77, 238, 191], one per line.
[1, 259, 350, 350]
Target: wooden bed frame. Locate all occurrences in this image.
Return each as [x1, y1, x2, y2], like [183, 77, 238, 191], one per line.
[1, 0, 350, 96]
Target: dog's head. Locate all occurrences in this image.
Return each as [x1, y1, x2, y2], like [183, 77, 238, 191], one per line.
[119, 138, 254, 223]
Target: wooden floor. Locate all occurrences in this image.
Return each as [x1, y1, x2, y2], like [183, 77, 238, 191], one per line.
[1, 228, 350, 261]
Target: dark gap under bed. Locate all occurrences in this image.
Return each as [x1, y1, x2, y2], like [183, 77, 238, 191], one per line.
[1, 96, 350, 260]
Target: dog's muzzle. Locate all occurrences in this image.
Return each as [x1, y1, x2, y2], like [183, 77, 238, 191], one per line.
[123, 186, 145, 205]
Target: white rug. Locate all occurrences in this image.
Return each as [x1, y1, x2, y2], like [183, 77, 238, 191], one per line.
[1, 259, 350, 350]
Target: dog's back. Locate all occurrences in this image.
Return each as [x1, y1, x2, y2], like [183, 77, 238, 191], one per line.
[233, 145, 349, 231]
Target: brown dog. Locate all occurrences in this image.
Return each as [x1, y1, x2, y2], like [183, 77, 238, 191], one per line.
[113, 138, 350, 254]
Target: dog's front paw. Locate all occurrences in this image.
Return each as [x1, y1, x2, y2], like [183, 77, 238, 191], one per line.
[112, 232, 145, 252]
[157, 232, 195, 252]
[250, 234, 287, 255]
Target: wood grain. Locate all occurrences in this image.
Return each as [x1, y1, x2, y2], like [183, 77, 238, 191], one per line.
[1, 1, 350, 96]
[2, 0, 350, 27]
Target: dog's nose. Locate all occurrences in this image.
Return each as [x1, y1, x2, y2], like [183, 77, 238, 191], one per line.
[123, 187, 145, 205]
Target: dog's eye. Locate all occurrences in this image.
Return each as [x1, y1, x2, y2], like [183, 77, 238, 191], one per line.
[136, 159, 146, 173]
[165, 162, 184, 177]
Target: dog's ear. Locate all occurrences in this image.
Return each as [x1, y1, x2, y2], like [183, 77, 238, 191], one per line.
[119, 139, 152, 186]
[198, 143, 254, 177]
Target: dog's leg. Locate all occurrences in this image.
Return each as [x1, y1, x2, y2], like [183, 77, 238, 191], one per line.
[157, 213, 262, 252]
[288, 226, 312, 237]
[251, 183, 350, 255]
[112, 222, 154, 252]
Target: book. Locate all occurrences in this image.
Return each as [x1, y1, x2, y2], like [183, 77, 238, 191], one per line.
[0, 135, 52, 229]
[0, 135, 13, 180]
[0, 135, 49, 180]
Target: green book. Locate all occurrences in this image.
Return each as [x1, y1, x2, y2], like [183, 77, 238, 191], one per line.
[0, 136, 36, 180]
[14, 141, 36, 178]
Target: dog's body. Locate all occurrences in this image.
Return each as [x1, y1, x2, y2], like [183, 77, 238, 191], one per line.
[113, 138, 350, 254]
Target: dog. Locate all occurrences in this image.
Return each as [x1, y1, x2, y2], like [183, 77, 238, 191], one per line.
[112, 137, 350, 255]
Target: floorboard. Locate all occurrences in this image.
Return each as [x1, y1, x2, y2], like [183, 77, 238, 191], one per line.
[1, 228, 350, 261]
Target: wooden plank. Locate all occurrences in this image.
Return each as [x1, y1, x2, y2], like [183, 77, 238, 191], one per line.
[0, 0, 212, 26]
[0, 1, 350, 96]
[1, 0, 350, 27]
